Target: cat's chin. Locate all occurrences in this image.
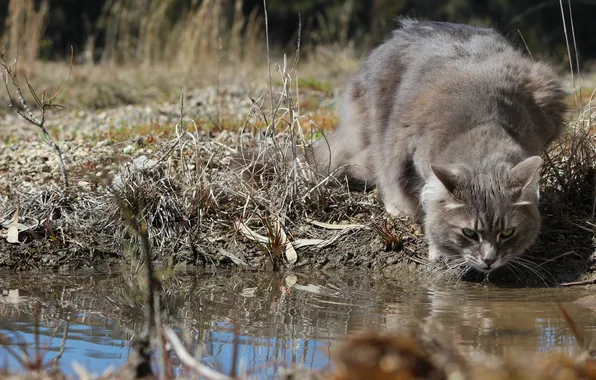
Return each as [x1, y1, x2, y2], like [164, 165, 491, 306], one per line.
[471, 264, 496, 273]
[470, 259, 507, 273]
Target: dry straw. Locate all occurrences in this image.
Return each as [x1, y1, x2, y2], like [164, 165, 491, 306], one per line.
[3, 0, 49, 65]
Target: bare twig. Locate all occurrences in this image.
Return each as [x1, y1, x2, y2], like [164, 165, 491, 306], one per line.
[0, 46, 74, 188]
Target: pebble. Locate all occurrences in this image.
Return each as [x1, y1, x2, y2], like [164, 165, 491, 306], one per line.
[77, 180, 90, 190]
[97, 139, 112, 147]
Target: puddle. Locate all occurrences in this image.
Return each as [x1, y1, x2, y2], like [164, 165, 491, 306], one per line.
[0, 271, 595, 378]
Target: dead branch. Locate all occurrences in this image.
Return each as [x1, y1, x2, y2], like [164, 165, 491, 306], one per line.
[0, 46, 73, 188]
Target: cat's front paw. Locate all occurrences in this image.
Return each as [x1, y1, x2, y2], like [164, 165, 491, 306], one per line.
[428, 244, 442, 261]
[385, 203, 408, 218]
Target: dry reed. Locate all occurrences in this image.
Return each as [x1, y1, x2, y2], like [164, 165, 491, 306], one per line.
[3, 0, 49, 65]
[98, 0, 263, 71]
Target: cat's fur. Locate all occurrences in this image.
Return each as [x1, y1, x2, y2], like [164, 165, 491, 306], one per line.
[309, 19, 567, 272]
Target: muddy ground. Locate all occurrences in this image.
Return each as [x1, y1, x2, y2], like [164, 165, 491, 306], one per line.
[0, 76, 595, 287]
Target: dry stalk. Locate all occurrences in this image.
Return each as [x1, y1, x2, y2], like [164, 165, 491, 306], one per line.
[98, 0, 261, 72]
[226, 16, 346, 270]
[0, 46, 73, 189]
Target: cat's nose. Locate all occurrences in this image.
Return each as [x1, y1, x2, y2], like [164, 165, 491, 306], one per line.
[483, 258, 496, 267]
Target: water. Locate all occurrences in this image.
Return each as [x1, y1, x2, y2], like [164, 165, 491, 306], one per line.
[0, 270, 595, 378]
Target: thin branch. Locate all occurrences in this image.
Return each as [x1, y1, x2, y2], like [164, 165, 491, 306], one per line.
[263, 0, 274, 131]
[0, 46, 72, 188]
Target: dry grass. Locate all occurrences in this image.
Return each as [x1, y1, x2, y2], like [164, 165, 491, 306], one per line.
[542, 99, 596, 217]
[0, 0, 262, 115]
[3, 0, 49, 65]
[99, 0, 261, 69]
[100, 59, 364, 270]
[0, 0, 359, 117]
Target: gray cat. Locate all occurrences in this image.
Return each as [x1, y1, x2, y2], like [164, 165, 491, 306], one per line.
[309, 19, 567, 272]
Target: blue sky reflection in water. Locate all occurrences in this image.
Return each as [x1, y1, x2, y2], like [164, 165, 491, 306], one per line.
[1, 271, 596, 378]
[0, 314, 129, 376]
[0, 315, 332, 378]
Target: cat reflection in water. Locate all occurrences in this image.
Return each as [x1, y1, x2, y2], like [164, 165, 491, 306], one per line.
[309, 19, 566, 272]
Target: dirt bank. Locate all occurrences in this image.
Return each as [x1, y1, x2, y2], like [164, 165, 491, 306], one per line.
[0, 77, 595, 287]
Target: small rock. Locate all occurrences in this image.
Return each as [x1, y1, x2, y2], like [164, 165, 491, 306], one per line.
[123, 145, 134, 154]
[97, 139, 113, 147]
[77, 180, 90, 189]
[110, 155, 159, 190]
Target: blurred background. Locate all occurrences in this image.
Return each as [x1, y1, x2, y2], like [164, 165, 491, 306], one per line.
[0, 0, 594, 68]
[0, 0, 592, 116]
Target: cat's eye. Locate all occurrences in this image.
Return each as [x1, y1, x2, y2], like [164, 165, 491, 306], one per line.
[498, 228, 515, 240]
[461, 228, 478, 239]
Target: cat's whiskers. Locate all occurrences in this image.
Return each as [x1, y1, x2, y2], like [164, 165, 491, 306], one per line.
[447, 261, 471, 284]
[436, 257, 468, 284]
[512, 256, 557, 284]
[507, 257, 552, 287]
[460, 264, 476, 278]
[525, 251, 580, 268]
[462, 254, 482, 270]
[503, 262, 527, 286]
[445, 258, 467, 272]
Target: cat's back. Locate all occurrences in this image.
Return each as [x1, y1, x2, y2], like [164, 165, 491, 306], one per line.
[329, 19, 565, 186]
[361, 19, 519, 100]
[391, 18, 510, 61]
[359, 18, 564, 153]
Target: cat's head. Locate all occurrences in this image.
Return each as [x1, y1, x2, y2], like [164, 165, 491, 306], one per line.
[421, 156, 542, 272]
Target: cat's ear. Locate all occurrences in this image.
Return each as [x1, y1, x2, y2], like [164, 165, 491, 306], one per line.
[430, 164, 459, 194]
[511, 156, 542, 191]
